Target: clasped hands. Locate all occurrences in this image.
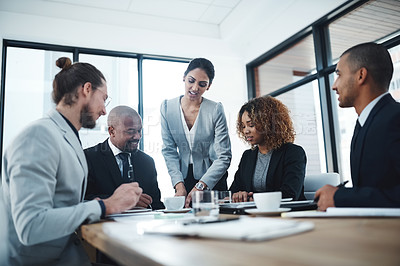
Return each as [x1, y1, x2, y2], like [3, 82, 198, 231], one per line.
[232, 191, 254, 203]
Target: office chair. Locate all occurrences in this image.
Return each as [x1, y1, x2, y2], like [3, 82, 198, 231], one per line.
[304, 173, 341, 200]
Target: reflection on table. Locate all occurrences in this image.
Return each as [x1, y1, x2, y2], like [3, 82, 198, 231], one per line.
[81, 209, 400, 266]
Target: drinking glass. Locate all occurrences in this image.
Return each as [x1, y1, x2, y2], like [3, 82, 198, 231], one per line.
[192, 190, 219, 217]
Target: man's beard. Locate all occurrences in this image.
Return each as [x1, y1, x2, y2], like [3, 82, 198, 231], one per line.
[124, 140, 139, 153]
[80, 104, 96, 129]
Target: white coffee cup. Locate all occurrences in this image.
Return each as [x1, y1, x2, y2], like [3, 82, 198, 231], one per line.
[164, 196, 185, 210]
[253, 192, 282, 211]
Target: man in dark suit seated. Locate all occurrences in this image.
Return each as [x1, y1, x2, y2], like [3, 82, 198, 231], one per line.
[85, 105, 164, 210]
[316, 42, 400, 210]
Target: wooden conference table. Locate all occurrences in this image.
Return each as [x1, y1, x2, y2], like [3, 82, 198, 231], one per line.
[81, 214, 400, 266]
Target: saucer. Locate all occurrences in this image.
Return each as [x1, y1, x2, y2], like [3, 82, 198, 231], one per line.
[161, 208, 191, 214]
[281, 198, 293, 202]
[245, 208, 291, 216]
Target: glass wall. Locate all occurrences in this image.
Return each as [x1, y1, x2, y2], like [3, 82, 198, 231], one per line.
[276, 80, 325, 175]
[329, 0, 400, 63]
[2, 48, 72, 154]
[1, 42, 189, 200]
[248, 0, 400, 183]
[78, 54, 139, 149]
[142, 59, 188, 197]
[255, 34, 316, 96]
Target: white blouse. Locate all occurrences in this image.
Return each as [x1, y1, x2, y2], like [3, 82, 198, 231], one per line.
[180, 104, 199, 164]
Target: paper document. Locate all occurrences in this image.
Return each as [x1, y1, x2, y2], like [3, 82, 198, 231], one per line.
[282, 207, 400, 218]
[143, 216, 314, 241]
[106, 208, 153, 218]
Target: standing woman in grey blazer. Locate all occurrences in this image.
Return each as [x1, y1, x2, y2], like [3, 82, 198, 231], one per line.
[160, 58, 232, 207]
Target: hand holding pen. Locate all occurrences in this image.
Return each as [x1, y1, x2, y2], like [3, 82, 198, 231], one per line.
[314, 180, 349, 211]
[314, 180, 348, 203]
[336, 180, 349, 188]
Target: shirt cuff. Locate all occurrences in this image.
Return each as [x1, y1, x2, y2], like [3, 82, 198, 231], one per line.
[98, 200, 106, 219]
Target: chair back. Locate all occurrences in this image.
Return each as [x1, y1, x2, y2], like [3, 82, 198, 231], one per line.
[304, 173, 340, 200]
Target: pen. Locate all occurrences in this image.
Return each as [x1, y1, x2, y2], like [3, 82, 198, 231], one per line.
[314, 180, 349, 203]
[336, 180, 349, 188]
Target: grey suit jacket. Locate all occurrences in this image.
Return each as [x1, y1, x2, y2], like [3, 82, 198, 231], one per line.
[160, 96, 231, 189]
[2, 109, 101, 266]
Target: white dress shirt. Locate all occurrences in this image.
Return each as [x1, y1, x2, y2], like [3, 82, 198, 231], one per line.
[358, 92, 389, 126]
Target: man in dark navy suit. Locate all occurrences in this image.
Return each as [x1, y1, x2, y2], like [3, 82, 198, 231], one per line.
[85, 105, 164, 210]
[316, 42, 400, 211]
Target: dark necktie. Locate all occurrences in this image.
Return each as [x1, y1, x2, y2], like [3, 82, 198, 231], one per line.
[118, 153, 130, 181]
[351, 120, 362, 152]
[350, 120, 362, 185]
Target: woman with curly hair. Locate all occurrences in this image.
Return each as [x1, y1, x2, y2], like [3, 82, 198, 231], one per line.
[229, 96, 307, 202]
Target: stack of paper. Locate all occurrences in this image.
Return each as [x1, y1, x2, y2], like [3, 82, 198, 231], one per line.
[282, 207, 400, 218]
[143, 216, 314, 241]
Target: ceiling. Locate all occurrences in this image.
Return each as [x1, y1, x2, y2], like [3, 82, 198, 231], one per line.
[48, 0, 242, 25]
[0, 0, 351, 61]
[0, 0, 245, 39]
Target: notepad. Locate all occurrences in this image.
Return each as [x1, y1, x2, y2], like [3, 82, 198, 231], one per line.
[143, 216, 314, 241]
[282, 207, 400, 218]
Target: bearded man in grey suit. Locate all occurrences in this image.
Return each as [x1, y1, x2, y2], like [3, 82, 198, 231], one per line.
[2, 57, 142, 265]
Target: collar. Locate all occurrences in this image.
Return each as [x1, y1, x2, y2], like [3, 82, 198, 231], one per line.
[358, 92, 389, 126]
[58, 112, 81, 144]
[108, 138, 124, 156]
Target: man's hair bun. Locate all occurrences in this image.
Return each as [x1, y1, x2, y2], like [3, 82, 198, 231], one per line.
[56, 57, 72, 70]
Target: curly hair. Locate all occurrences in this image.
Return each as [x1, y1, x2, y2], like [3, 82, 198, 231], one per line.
[237, 96, 295, 150]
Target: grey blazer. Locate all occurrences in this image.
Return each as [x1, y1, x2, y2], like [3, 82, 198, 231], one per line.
[160, 96, 231, 189]
[2, 109, 101, 266]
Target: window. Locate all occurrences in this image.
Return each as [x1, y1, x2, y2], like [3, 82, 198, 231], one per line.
[2, 47, 72, 153]
[329, 0, 400, 63]
[78, 54, 139, 148]
[276, 80, 326, 175]
[1, 41, 189, 200]
[247, 0, 400, 182]
[389, 45, 400, 101]
[142, 59, 188, 198]
[254, 34, 316, 96]
[329, 0, 400, 182]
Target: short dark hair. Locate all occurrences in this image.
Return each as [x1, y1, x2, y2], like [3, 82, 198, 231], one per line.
[184, 58, 215, 83]
[342, 42, 393, 91]
[52, 57, 106, 105]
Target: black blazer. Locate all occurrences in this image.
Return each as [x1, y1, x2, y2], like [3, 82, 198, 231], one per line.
[229, 143, 306, 200]
[335, 94, 400, 207]
[84, 139, 165, 210]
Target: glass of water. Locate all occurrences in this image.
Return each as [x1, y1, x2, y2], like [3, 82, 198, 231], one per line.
[217, 191, 232, 204]
[192, 190, 219, 217]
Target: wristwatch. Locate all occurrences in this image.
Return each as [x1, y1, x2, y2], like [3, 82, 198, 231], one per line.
[195, 182, 207, 191]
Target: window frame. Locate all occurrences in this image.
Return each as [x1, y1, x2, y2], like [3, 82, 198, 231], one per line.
[0, 39, 190, 173]
[245, 0, 400, 175]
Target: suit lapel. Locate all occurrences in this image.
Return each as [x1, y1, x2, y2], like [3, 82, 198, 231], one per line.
[265, 148, 281, 190]
[167, 96, 190, 151]
[48, 109, 88, 201]
[100, 140, 124, 187]
[244, 149, 258, 191]
[351, 94, 391, 186]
